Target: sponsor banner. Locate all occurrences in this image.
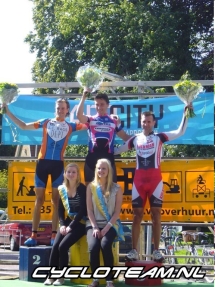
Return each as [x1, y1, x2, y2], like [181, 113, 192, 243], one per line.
[2, 92, 214, 145]
[7, 159, 213, 222]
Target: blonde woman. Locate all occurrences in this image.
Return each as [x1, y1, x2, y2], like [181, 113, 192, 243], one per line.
[86, 159, 124, 287]
[44, 163, 87, 286]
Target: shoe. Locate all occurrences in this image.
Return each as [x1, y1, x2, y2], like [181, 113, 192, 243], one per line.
[106, 281, 114, 287]
[153, 249, 164, 262]
[50, 238, 55, 246]
[87, 280, 99, 287]
[53, 278, 64, 286]
[44, 278, 55, 285]
[125, 249, 139, 261]
[24, 237, 37, 246]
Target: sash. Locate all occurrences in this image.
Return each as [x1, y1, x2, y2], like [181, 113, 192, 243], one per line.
[58, 185, 86, 224]
[91, 183, 124, 242]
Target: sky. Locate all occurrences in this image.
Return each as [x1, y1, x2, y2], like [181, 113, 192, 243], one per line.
[0, 0, 36, 94]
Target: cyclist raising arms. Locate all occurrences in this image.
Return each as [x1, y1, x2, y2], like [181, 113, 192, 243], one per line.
[114, 104, 192, 262]
[77, 91, 130, 185]
[4, 98, 86, 246]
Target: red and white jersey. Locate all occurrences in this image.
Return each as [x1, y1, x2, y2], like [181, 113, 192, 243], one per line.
[114, 114, 188, 170]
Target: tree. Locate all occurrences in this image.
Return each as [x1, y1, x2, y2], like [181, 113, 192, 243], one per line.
[25, 0, 85, 94]
[25, 0, 213, 92]
[163, 144, 214, 158]
[0, 169, 8, 208]
[65, 145, 88, 157]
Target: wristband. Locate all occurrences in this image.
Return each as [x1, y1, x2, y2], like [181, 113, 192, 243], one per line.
[107, 222, 113, 227]
[93, 226, 98, 230]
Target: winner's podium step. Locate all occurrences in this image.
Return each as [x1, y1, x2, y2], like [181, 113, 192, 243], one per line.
[125, 260, 163, 286]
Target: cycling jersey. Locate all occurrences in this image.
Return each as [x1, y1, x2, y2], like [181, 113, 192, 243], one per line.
[115, 114, 188, 170]
[114, 114, 188, 207]
[85, 113, 122, 154]
[83, 113, 122, 181]
[34, 118, 84, 161]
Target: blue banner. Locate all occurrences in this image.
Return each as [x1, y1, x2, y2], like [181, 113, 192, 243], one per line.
[1, 92, 214, 145]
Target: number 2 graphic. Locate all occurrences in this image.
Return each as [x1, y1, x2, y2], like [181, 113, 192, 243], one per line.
[33, 255, 41, 265]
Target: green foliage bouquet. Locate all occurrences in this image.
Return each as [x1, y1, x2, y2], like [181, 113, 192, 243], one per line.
[0, 82, 18, 114]
[173, 72, 203, 118]
[76, 64, 104, 98]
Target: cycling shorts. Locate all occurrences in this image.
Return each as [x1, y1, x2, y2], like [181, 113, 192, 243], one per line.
[35, 159, 64, 188]
[132, 169, 163, 208]
[84, 153, 117, 183]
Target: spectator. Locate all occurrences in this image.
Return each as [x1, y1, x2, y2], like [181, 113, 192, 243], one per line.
[86, 158, 124, 287]
[44, 163, 87, 286]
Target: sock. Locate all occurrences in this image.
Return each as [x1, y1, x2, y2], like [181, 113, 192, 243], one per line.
[51, 231, 57, 239]
[31, 231, 37, 238]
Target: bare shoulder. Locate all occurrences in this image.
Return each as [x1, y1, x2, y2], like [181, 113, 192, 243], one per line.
[87, 182, 93, 192]
[113, 182, 122, 192]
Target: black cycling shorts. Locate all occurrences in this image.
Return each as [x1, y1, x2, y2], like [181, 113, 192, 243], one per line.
[35, 159, 64, 188]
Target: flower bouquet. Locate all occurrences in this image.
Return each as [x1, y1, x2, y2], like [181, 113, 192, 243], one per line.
[0, 82, 20, 142]
[0, 82, 18, 114]
[173, 72, 203, 118]
[76, 64, 104, 98]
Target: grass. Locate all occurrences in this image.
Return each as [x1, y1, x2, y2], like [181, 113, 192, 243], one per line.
[174, 245, 214, 266]
[174, 247, 202, 264]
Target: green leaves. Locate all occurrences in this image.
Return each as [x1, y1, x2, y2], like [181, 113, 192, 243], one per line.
[24, 0, 213, 88]
[0, 82, 18, 93]
[0, 82, 18, 114]
[0, 169, 8, 188]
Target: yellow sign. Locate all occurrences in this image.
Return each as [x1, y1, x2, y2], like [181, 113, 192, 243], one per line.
[7, 159, 214, 222]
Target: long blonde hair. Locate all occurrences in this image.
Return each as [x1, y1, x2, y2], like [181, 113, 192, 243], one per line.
[63, 163, 81, 189]
[93, 158, 113, 198]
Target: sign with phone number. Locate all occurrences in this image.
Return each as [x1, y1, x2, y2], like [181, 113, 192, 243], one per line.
[7, 160, 214, 222]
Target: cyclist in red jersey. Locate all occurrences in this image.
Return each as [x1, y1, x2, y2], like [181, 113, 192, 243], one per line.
[114, 104, 192, 262]
[4, 98, 86, 246]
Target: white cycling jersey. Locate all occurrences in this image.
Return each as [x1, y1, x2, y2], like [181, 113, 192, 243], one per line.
[114, 113, 188, 170]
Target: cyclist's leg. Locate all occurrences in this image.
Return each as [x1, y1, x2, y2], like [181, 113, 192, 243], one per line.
[33, 160, 49, 231]
[84, 161, 95, 186]
[50, 160, 64, 243]
[131, 182, 145, 248]
[149, 178, 164, 262]
[149, 179, 163, 251]
[125, 175, 146, 261]
[32, 187, 46, 231]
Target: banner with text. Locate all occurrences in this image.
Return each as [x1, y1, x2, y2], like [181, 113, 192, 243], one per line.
[7, 159, 214, 222]
[2, 92, 214, 145]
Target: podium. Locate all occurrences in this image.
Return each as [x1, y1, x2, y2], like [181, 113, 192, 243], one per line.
[70, 235, 118, 285]
[19, 246, 52, 282]
[125, 260, 163, 286]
